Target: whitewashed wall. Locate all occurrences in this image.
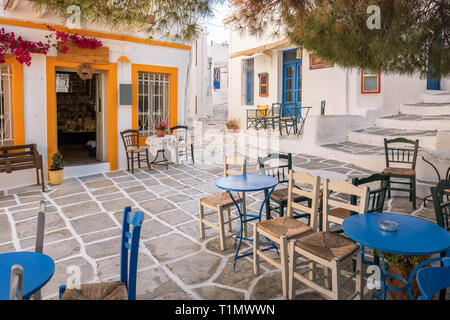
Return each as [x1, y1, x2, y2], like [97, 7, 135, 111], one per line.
[0, 9, 191, 191]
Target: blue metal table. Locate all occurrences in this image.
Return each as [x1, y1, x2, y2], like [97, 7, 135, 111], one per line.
[343, 213, 450, 300]
[216, 174, 279, 272]
[0, 252, 55, 300]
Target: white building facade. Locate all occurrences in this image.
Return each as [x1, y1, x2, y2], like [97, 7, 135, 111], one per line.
[0, 1, 191, 190]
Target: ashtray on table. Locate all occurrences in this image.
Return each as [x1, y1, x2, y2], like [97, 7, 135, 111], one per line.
[378, 219, 398, 232]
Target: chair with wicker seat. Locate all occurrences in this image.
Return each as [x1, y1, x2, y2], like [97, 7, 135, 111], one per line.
[199, 157, 247, 250]
[382, 137, 419, 209]
[288, 178, 368, 300]
[325, 179, 370, 231]
[253, 170, 320, 298]
[258, 153, 310, 220]
[59, 207, 144, 300]
[120, 129, 151, 174]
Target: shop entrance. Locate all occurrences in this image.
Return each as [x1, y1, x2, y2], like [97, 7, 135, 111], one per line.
[55, 69, 107, 166]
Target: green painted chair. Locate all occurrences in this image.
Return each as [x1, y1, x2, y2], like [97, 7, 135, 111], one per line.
[431, 180, 450, 231]
[382, 138, 419, 209]
[278, 103, 298, 136]
[263, 103, 281, 130]
[258, 153, 309, 220]
[246, 105, 268, 130]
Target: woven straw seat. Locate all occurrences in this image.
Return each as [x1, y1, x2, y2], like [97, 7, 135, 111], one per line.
[257, 216, 312, 240]
[62, 282, 128, 300]
[295, 231, 359, 262]
[328, 207, 352, 220]
[280, 116, 295, 120]
[126, 147, 148, 153]
[270, 188, 308, 203]
[382, 167, 415, 177]
[200, 192, 234, 208]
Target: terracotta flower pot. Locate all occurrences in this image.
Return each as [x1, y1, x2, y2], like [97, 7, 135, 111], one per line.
[227, 125, 239, 132]
[49, 169, 64, 185]
[156, 129, 165, 137]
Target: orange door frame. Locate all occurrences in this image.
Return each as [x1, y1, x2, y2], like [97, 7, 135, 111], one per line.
[46, 57, 118, 171]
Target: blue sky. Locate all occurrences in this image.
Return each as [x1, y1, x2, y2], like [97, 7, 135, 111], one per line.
[200, 0, 230, 44]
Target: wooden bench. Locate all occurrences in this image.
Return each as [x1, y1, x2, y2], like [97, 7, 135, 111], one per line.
[0, 144, 45, 192]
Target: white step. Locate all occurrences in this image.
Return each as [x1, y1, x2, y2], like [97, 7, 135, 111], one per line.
[400, 103, 450, 115]
[422, 90, 450, 103]
[348, 127, 437, 150]
[375, 114, 450, 131]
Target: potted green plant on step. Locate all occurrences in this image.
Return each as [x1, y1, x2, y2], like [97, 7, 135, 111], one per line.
[381, 252, 430, 300]
[226, 119, 239, 132]
[49, 151, 65, 185]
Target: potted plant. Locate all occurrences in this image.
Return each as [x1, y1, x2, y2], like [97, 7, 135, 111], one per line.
[381, 252, 429, 300]
[49, 151, 65, 185]
[156, 121, 168, 137]
[226, 119, 239, 132]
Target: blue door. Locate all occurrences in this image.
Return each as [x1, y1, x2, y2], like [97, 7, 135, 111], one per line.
[283, 49, 302, 119]
[427, 73, 441, 90]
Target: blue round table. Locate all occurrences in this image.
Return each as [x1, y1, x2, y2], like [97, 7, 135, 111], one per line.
[216, 174, 278, 271]
[343, 213, 450, 300]
[0, 252, 55, 300]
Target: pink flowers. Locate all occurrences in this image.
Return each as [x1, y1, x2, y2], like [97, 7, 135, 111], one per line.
[0, 28, 50, 66]
[47, 26, 103, 50]
[156, 122, 168, 130]
[0, 26, 103, 66]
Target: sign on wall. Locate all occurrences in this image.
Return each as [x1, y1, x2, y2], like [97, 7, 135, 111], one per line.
[57, 42, 109, 64]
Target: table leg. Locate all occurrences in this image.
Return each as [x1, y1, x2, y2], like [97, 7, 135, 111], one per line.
[150, 149, 169, 169]
[229, 187, 278, 272]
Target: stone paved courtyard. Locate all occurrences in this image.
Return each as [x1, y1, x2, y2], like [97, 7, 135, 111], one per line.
[0, 151, 440, 300]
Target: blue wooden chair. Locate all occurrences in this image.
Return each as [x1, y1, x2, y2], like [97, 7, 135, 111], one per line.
[417, 262, 450, 300]
[59, 207, 144, 300]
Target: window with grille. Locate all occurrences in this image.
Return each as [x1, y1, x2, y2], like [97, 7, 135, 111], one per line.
[138, 72, 170, 136]
[0, 65, 12, 145]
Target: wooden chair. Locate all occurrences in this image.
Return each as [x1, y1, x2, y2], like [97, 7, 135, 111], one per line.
[278, 103, 298, 136]
[198, 157, 246, 250]
[288, 178, 367, 300]
[246, 105, 268, 130]
[60, 207, 144, 300]
[263, 103, 281, 130]
[253, 170, 320, 297]
[382, 138, 419, 209]
[170, 125, 194, 164]
[9, 265, 23, 300]
[351, 174, 389, 214]
[431, 180, 450, 231]
[258, 153, 309, 220]
[31, 200, 46, 300]
[120, 129, 151, 174]
[326, 180, 369, 231]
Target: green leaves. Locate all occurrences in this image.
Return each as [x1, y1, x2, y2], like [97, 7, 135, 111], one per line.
[230, 0, 450, 78]
[29, 0, 225, 43]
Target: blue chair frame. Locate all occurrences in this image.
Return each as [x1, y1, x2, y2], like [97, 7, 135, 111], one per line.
[59, 207, 144, 300]
[416, 258, 450, 300]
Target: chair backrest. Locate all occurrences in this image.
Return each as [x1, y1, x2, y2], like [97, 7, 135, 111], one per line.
[286, 170, 321, 231]
[258, 153, 292, 184]
[323, 179, 369, 231]
[256, 105, 269, 117]
[35, 200, 46, 253]
[384, 138, 419, 169]
[271, 103, 281, 116]
[417, 265, 450, 300]
[224, 156, 246, 177]
[120, 129, 140, 150]
[9, 264, 23, 300]
[351, 174, 389, 213]
[431, 180, 450, 231]
[170, 125, 189, 142]
[120, 206, 144, 300]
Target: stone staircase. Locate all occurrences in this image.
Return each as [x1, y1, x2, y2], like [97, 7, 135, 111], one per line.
[316, 90, 450, 199]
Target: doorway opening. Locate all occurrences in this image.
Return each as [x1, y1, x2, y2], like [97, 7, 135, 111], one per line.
[55, 69, 107, 166]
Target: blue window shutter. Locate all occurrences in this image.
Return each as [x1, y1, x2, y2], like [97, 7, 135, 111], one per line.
[245, 59, 254, 105]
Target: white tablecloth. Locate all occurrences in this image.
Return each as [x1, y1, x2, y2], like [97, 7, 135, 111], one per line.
[145, 135, 177, 163]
